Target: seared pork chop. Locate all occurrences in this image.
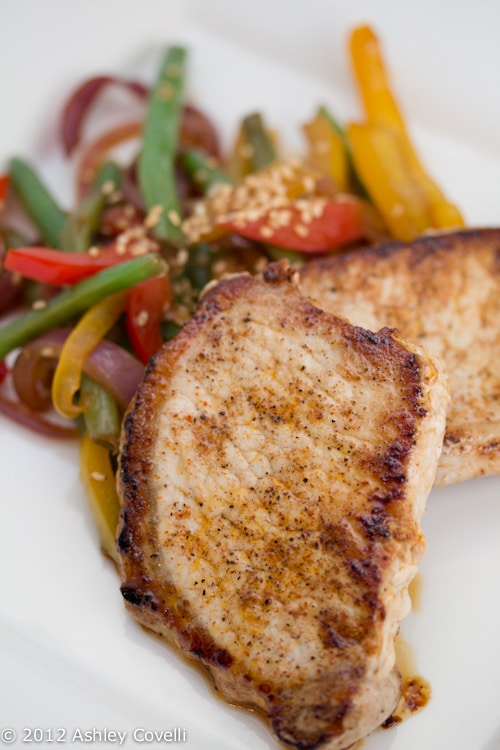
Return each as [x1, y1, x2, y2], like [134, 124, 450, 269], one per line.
[299, 228, 500, 486]
[117, 262, 447, 750]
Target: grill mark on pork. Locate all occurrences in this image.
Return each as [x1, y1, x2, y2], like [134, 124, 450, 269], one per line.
[117, 261, 447, 749]
[299, 227, 500, 486]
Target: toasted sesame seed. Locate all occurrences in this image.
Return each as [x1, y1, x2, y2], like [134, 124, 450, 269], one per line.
[40, 346, 56, 358]
[294, 224, 309, 238]
[167, 209, 181, 227]
[90, 471, 106, 482]
[135, 310, 149, 327]
[303, 176, 316, 193]
[166, 63, 182, 78]
[144, 204, 164, 228]
[159, 82, 174, 101]
[88, 246, 100, 258]
[259, 226, 274, 239]
[32, 299, 47, 310]
[100, 180, 117, 196]
[314, 139, 330, 155]
[176, 248, 189, 266]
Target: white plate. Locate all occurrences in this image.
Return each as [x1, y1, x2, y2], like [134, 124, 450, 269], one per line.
[1, 2, 500, 749]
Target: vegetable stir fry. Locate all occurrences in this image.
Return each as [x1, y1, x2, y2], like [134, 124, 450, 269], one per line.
[0, 25, 463, 556]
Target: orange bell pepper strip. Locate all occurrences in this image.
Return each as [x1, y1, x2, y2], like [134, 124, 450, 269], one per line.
[51, 291, 126, 419]
[303, 111, 349, 192]
[349, 24, 464, 234]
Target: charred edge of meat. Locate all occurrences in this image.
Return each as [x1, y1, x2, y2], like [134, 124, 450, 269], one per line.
[120, 577, 234, 670]
[299, 227, 500, 278]
[270, 701, 352, 750]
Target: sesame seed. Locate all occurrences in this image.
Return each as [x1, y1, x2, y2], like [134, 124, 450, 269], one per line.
[100, 180, 116, 196]
[259, 226, 274, 239]
[159, 82, 174, 101]
[167, 209, 181, 227]
[166, 63, 182, 78]
[40, 346, 56, 358]
[88, 246, 100, 258]
[135, 310, 149, 327]
[32, 299, 47, 310]
[90, 471, 106, 482]
[176, 248, 189, 266]
[303, 176, 316, 193]
[144, 205, 164, 228]
[294, 224, 309, 238]
[391, 203, 405, 217]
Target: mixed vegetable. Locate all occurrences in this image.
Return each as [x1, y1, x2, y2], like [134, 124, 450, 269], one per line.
[0, 25, 464, 558]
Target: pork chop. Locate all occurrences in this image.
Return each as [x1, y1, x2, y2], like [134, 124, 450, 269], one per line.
[299, 227, 500, 486]
[117, 261, 447, 750]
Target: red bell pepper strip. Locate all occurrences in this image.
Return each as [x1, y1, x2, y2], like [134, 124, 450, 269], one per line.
[126, 276, 172, 364]
[219, 198, 368, 253]
[3, 245, 135, 286]
[0, 174, 9, 206]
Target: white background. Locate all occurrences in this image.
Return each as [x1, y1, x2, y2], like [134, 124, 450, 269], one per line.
[1, 2, 500, 749]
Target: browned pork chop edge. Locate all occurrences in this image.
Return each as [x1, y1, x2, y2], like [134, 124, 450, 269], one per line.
[117, 262, 447, 750]
[299, 227, 500, 486]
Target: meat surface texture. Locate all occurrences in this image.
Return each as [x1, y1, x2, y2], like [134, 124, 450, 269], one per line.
[117, 262, 447, 750]
[299, 228, 500, 486]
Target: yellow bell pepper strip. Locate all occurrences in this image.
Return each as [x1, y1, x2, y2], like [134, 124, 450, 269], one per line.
[79, 430, 121, 564]
[51, 291, 127, 419]
[303, 110, 349, 192]
[347, 123, 430, 242]
[349, 24, 464, 233]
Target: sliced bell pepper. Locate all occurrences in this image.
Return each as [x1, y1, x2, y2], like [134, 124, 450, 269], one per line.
[126, 275, 172, 364]
[349, 24, 464, 233]
[3, 244, 134, 286]
[303, 111, 349, 192]
[51, 291, 127, 419]
[347, 123, 431, 242]
[0, 174, 9, 206]
[220, 197, 368, 253]
[79, 430, 121, 564]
